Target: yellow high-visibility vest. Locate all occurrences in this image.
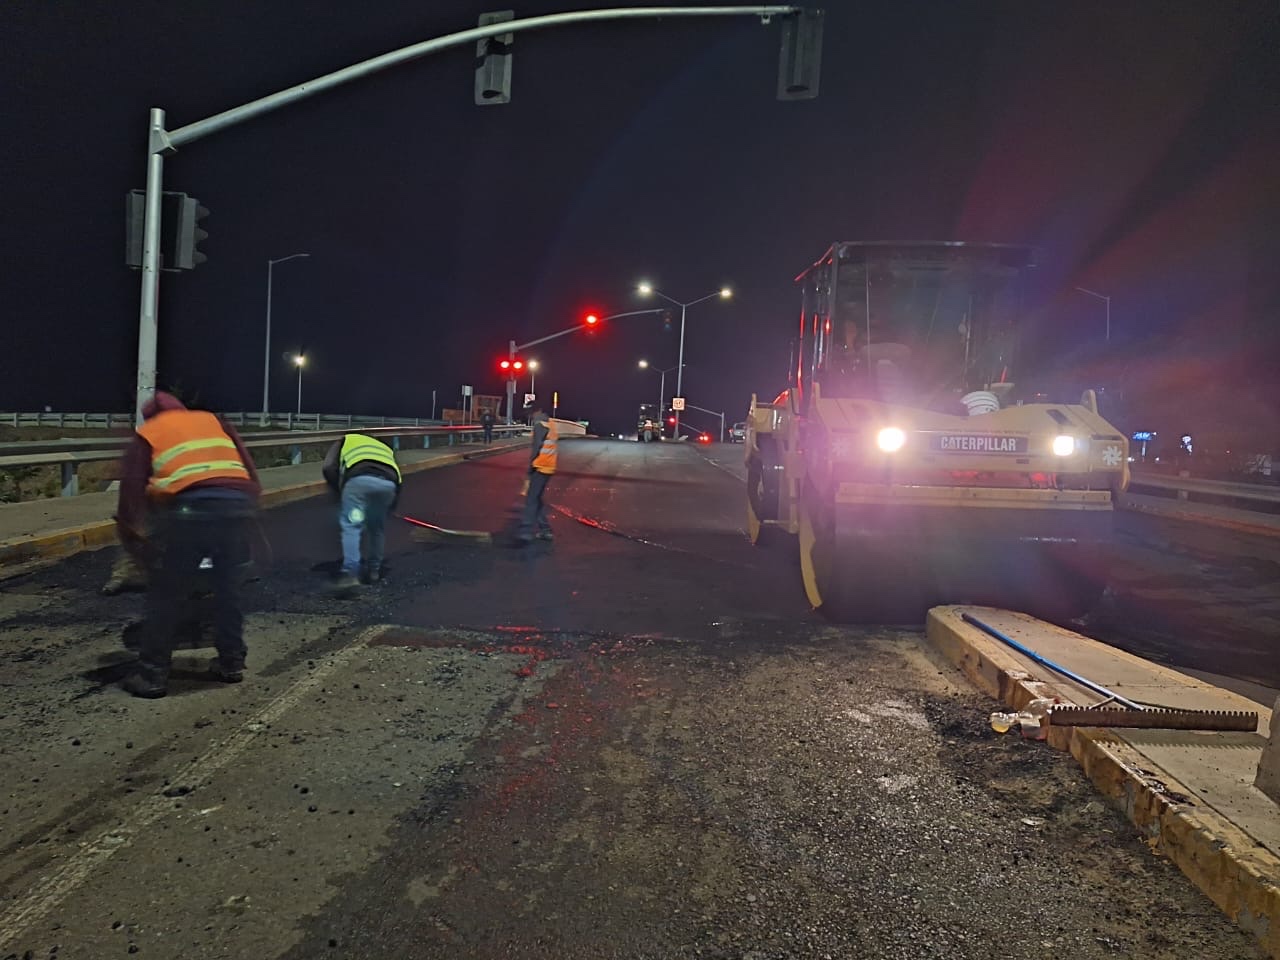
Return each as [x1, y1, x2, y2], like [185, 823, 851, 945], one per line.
[340, 434, 402, 482]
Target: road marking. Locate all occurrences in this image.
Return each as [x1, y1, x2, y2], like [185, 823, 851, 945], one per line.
[0, 624, 387, 951]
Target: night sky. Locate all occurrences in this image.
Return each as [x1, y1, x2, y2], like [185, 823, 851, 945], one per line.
[4, 1, 1278, 440]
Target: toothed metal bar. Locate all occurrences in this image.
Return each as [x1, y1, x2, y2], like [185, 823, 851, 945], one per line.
[1048, 705, 1258, 732]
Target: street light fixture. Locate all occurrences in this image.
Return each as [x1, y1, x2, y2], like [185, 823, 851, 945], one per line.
[263, 252, 311, 422]
[636, 282, 732, 437]
[527, 359, 539, 397]
[637, 359, 685, 414]
[1074, 286, 1111, 343]
[291, 352, 306, 415]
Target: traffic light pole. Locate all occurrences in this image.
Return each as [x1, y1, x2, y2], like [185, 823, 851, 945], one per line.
[504, 309, 663, 422]
[134, 109, 166, 425]
[131, 6, 806, 422]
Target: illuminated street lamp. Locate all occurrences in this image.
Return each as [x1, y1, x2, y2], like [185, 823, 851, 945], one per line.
[291, 352, 306, 415]
[637, 283, 731, 437]
[263, 252, 311, 422]
[527, 359, 539, 397]
[637, 359, 684, 413]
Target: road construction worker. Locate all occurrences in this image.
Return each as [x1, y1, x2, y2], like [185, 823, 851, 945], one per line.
[517, 405, 557, 544]
[322, 433, 402, 595]
[117, 392, 261, 698]
[480, 408, 496, 445]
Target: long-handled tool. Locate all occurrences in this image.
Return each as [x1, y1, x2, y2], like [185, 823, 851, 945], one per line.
[402, 515, 493, 545]
[961, 613, 1259, 733]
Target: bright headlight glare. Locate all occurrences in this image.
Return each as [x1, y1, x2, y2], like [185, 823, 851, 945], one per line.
[1052, 435, 1076, 457]
[876, 427, 907, 452]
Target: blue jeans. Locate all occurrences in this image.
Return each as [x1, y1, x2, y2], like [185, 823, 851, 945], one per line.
[340, 475, 398, 576]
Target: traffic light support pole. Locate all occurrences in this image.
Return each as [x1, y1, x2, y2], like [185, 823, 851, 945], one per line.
[133, 5, 805, 422]
[134, 109, 167, 425]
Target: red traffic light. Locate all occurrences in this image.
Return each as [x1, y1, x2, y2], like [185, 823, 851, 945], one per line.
[499, 359, 511, 370]
[513, 360, 524, 370]
[667, 416, 676, 425]
[584, 314, 599, 326]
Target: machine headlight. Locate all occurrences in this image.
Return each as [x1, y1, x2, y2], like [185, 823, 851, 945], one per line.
[876, 427, 907, 452]
[1052, 435, 1076, 457]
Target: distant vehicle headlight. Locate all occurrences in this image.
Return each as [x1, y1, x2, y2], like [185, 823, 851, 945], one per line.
[876, 427, 906, 452]
[1052, 435, 1076, 456]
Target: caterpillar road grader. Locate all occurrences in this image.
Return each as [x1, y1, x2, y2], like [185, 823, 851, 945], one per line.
[745, 242, 1130, 621]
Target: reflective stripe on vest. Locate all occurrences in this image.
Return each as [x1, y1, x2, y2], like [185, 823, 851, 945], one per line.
[340, 434, 402, 482]
[532, 421, 559, 473]
[137, 410, 251, 497]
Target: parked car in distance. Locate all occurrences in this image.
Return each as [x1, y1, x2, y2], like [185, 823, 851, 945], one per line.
[729, 421, 747, 443]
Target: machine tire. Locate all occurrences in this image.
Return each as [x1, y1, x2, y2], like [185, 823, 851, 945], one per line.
[746, 439, 781, 546]
[798, 484, 924, 624]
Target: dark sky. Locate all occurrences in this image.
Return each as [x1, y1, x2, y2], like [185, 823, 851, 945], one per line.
[4, 1, 1278, 436]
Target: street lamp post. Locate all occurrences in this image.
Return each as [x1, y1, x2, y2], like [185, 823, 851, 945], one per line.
[292, 352, 306, 415]
[637, 359, 684, 413]
[264, 252, 311, 422]
[527, 359, 539, 398]
[637, 283, 731, 438]
[1074, 286, 1111, 343]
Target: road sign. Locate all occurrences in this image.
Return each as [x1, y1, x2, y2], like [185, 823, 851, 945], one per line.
[671, 397, 686, 411]
[461, 384, 473, 396]
[525, 393, 536, 404]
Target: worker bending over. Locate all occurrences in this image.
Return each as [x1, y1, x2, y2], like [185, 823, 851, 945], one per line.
[118, 392, 261, 698]
[322, 433, 402, 595]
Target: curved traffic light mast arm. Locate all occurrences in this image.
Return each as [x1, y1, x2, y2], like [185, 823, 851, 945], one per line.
[512, 309, 664, 352]
[134, 5, 812, 422]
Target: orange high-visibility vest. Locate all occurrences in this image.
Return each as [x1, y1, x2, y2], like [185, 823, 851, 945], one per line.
[137, 410, 251, 497]
[532, 420, 559, 474]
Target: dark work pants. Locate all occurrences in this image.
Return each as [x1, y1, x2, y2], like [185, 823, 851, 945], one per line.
[138, 496, 252, 680]
[519, 471, 552, 538]
[483, 424, 493, 444]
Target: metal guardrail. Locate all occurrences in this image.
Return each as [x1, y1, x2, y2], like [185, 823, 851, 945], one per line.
[0, 422, 529, 498]
[1, 411, 460, 431]
[1128, 470, 1280, 507]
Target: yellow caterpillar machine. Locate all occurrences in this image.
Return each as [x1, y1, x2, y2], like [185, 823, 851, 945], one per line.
[746, 242, 1129, 621]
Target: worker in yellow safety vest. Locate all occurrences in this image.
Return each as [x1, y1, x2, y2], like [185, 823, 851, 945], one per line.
[517, 405, 558, 544]
[116, 392, 261, 697]
[322, 433, 402, 594]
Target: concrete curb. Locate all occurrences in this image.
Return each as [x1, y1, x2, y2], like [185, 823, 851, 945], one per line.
[1120, 496, 1280, 540]
[926, 606, 1280, 959]
[0, 442, 523, 570]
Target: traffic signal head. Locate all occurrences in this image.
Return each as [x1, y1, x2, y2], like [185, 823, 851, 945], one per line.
[513, 360, 524, 371]
[777, 9, 824, 101]
[584, 314, 599, 326]
[499, 359, 511, 371]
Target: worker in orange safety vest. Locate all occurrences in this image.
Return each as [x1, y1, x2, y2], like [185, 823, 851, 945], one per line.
[517, 404, 557, 544]
[115, 392, 261, 697]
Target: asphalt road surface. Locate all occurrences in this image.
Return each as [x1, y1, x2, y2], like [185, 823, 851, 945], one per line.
[0, 440, 1268, 959]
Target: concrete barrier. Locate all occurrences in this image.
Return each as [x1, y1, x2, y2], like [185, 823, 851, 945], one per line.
[1258, 696, 1280, 805]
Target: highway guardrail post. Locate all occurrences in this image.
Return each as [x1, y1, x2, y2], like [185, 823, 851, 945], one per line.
[61, 462, 79, 498]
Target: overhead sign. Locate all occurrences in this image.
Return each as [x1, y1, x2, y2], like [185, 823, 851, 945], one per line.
[525, 393, 536, 404]
[671, 397, 686, 411]
[1132, 431, 1155, 442]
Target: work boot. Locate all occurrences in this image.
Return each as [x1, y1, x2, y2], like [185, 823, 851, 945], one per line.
[330, 572, 361, 598]
[535, 530, 554, 542]
[102, 555, 147, 596]
[122, 670, 166, 699]
[207, 657, 244, 684]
